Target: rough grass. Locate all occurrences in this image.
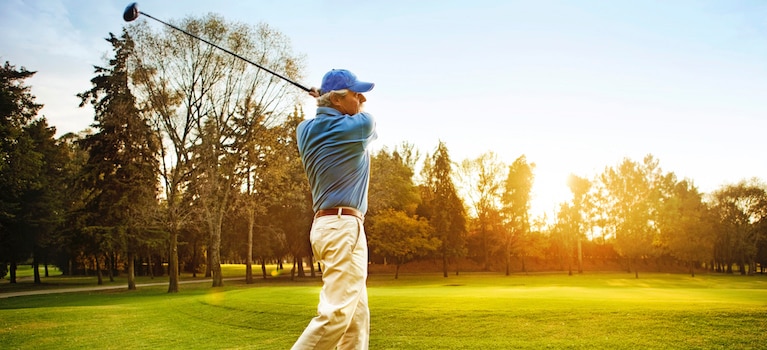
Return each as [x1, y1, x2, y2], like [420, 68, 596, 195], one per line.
[1, 268, 765, 349]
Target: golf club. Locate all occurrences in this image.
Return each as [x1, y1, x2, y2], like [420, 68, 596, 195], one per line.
[122, 2, 312, 93]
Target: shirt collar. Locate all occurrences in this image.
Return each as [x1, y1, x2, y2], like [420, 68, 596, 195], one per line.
[317, 106, 342, 117]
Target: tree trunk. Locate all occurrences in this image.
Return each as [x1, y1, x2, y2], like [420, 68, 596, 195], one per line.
[191, 239, 198, 278]
[633, 258, 639, 279]
[10, 261, 17, 283]
[481, 228, 489, 271]
[33, 253, 41, 284]
[505, 252, 511, 276]
[309, 254, 316, 278]
[395, 263, 400, 279]
[107, 253, 114, 282]
[128, 251, 136, 290]
[210, 225, 223, 287]
[442, 253, 448, 278]
[148, 255, 154, 279]
[95, 256, 103, 285]
[261, 258, 267, 279]
[521, 256, 526, 274]
[577, 238, 583, 274]
[246, 210, 254, 284]
[168, 231, 179, 293]
[298, 256, 305, 277]
[505, 238, 511, 276]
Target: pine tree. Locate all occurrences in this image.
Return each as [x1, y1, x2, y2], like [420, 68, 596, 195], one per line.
[77, 31, 160, 289]
[419, 141, 466, 277]
[0, 60, 44, 282]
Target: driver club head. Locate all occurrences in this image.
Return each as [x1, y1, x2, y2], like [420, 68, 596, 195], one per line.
[123, 2, 140, 22]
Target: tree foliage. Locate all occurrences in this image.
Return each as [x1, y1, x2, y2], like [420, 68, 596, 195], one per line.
[127, 14, 306, 289]
[0, 60, 57, 282]
[598, 155, 664, 278]
[367, 145, 435, 277]
[458, 151, 505, 271]
[369, 209, 437, 279]
[500, 155, 535, 275]
[419, 141, 466, 277]
[77, 31, 161, 289]
[709, 179, 767, 275]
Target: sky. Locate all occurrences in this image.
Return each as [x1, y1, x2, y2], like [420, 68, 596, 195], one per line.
[1, 0, 766, 219]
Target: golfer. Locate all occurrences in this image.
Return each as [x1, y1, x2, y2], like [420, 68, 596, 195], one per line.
[292, 69, 376, 350]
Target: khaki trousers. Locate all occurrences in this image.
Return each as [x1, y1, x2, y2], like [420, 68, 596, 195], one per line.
[292, 215, 369, 350]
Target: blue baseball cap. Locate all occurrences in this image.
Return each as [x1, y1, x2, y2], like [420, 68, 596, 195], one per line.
[320, 69, 374, 94]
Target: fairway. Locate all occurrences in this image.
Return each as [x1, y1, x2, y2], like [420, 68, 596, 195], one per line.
[1, 272, 766, 349]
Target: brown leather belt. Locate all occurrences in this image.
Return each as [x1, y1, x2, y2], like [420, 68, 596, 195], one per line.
[315, 207, 364, 221]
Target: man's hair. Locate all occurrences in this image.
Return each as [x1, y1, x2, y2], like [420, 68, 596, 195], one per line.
[316, 89, 349, 107]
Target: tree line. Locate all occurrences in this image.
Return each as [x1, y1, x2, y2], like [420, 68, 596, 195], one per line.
[2, 15, 765, 290]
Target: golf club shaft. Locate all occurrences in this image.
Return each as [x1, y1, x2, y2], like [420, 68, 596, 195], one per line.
[138, 11, 311, 92]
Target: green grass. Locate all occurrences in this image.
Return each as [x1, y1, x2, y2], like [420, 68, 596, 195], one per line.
[1, 269, 766, 349]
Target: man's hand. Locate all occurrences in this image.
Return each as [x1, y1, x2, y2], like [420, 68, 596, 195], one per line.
[309, 87, 321, 98]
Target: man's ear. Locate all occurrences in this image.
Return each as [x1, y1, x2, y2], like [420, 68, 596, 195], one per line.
[328, 93, 341, 108]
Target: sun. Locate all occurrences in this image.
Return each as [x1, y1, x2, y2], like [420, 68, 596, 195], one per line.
[529, 168, 573, 223]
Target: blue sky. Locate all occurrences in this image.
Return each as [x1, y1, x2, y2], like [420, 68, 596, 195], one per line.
[1, 0, 765, 219]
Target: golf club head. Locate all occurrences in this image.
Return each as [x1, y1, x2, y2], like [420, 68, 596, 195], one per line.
[123, 2, 140, 22]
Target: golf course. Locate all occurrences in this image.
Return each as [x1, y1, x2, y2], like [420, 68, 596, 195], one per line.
[1, 265, 765, 349]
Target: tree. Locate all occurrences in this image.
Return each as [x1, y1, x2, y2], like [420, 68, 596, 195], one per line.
[367, 145, 435, 276]
[418, 141, 466, 277]
[709, 179, 767, 275]
[567, 174, 592, 274]
[550, 202, 578, 274]
[255, 108, 312, 280]
[19, 119, 68, 284]
[500, 155, 535, 276]
[599, 155, 665, 278]
[77, 31, 161, 290]
[458, 151, 505, 270]
[0, 60, 43, 282]
[369, 209, 438, 279]
[658, 179, 714, 277]
[368, 143, 421, 216]
[367, 144, 423, 265]
[52, 132, 90, 276]
[128, 14, 306, 289]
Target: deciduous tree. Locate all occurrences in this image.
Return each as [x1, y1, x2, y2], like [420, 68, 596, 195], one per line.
[369, 209, 438, 279]
[128, 14, 305, 289]
[458, 151, 505, 270]
[709, 179, 767, 275]
[500, 155, 534, 276]
[658, 179, 713, 276]
[599, 155, 665, 278]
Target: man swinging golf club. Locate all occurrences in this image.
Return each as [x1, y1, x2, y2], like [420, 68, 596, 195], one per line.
[293, 69, 376, 350]
[123, 5, 375, 348]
